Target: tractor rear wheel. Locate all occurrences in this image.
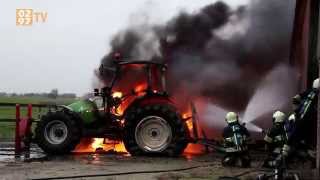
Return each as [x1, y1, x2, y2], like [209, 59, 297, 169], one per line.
[123, 104, 189, 156]
[35, 111, 81, 154]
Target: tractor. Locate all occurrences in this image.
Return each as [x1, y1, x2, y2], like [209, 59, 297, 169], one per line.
[34, 59, 190, 156]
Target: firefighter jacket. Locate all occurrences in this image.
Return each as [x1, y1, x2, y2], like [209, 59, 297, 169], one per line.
[287, 89, 318, 147]
[222, 123, 250, 153]
[264, 123, 287, 151]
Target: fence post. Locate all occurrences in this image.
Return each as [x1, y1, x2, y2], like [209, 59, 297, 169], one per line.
[15, 104, 21, 155]
[25, 104, 33, 153]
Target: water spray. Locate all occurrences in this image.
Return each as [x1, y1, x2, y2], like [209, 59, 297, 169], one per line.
[244, 122, 263, 133]
[242, 65, 298, 133]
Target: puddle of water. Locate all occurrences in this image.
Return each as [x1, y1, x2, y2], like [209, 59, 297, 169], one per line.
[0, 148, 46, 162]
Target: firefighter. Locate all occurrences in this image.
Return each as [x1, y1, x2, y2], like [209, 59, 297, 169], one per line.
[263, 111, 287, 168]
[291, 78, 319, 121]
[284, 93, 302, 145]
[281, 78, 320, 166]
[222, 112, 251, 167]
[288, 94, 301, 123]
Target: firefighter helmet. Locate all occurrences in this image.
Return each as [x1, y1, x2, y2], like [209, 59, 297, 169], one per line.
[312, 78, 320, 89]
[273, 111, 286, 123]
[225, 112, 239, 124]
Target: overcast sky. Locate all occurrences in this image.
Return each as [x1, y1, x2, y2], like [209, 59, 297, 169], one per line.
[0, 0, 248, 96]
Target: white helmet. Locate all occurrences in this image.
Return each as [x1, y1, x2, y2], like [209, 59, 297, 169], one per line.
[273, 111, 286, 123]
[312, 78, 320, 89]
[225, 112, 238, 124]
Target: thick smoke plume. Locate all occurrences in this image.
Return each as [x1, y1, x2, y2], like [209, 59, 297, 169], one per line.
[98, 0, 297, 135]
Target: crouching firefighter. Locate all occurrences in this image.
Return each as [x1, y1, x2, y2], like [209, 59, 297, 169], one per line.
[222, 112, 251, 167]
[263, 111, 287, 168]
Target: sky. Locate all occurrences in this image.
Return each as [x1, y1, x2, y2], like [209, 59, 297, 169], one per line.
[0, 0, 249, 96]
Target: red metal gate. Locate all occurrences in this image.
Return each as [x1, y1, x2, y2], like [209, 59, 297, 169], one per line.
[0, 103, 55, 155]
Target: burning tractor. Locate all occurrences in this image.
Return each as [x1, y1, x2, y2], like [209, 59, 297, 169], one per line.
[34, 59, 190, 156]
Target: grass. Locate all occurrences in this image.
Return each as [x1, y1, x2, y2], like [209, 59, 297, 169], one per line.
[0, 96, 76, 140]
[0, 96, 75, 105]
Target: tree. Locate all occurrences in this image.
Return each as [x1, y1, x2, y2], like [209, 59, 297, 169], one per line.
[48, 89, 59, 99]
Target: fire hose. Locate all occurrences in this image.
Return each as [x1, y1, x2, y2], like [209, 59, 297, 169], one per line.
[218, 169, 271, 180]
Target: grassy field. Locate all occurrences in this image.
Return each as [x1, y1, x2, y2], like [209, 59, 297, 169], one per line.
[0, 96, 76, 140]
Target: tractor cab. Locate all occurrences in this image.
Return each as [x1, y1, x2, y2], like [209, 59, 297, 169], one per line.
[96, 54, 169, 116]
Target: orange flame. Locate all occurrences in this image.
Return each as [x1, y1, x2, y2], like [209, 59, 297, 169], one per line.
[112, 83, 147, 116]
[74, 138, 128, 153]
[111, 91, 125, 115]
[183, 144, 206, 160]
[134, 84, 146, 92]
[186, 120, 193, 131]
[134, 83, 147, 96]
[91, 138, 104, 150]
[182, 112, 193, 132]
[182, 111, 205, 158]
[112, 91, 123, 98]
[113, 104, 125, 116]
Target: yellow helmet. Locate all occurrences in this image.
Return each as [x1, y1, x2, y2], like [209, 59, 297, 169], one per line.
[225, 112, 238, 124]
[272, 111, 286, 123]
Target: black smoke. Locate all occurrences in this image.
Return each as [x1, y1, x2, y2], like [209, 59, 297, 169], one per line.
[99, 0, 296, 112]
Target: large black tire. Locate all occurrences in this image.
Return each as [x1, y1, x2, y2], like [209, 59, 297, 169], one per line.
[35, 111, 81, 155]
[123, 104, 189, 156]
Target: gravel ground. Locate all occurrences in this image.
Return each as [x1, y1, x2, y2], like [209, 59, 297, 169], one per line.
[0, 143, 318, 180]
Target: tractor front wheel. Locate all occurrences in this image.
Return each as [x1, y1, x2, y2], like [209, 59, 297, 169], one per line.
[124, 104, 189, 156]
[35, 111, 81, 155]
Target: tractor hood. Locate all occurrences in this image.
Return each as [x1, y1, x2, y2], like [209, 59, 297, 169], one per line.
[67, 100, 97, 124]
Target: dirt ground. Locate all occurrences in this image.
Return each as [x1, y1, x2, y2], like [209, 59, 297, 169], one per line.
[0, 144, 318, 180]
